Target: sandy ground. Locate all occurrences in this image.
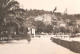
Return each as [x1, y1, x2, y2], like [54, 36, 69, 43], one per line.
[0, 37, 79, 54]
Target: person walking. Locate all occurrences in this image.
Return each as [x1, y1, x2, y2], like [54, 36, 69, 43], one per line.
[26, 32, 31, 44]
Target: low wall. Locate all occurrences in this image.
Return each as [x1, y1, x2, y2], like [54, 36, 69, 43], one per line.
[51, 37, 80, 53]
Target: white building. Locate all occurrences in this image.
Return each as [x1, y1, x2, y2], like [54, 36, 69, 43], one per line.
[34, 16, 43, 21]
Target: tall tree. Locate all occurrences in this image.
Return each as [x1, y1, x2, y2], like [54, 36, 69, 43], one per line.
[0, 0, 26, 41]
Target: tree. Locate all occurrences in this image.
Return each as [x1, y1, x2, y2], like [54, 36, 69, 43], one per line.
[73, 28, 79, 34]
[53, 27, 59, 35]
[44, 25, 53, 33]
[34, 21, 45, 34]
[59, 27, 67, 34]
[0, 0, 26, 41]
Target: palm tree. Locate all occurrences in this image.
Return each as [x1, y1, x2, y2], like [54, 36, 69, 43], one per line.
[0, 0, 26, 41]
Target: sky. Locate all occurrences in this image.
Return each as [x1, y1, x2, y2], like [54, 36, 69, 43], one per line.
[16, 0, 80, 14]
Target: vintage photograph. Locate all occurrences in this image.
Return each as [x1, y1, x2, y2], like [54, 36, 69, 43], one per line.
[0, 0, 80, 54]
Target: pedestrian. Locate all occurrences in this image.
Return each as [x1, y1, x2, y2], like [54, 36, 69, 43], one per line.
[26, 32, 31, 44]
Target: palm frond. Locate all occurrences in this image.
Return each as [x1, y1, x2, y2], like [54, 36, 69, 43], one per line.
[5, 10, 15, 16]
[16, 17, 24, 23]
[11, 9, 26, 19]
[4, 0, 19, 11]
[2, 0, 11, 6]
[6, 18, 22, 28]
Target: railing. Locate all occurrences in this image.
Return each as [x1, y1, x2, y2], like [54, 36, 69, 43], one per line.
[30, 35, 70, 38]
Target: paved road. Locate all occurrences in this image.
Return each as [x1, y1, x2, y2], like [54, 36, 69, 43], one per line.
[0, 38, 79, 54]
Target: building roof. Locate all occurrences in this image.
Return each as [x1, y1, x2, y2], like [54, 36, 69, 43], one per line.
[57, 20, 66, 27]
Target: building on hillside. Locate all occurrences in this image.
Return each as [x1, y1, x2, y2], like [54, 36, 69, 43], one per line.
[57, 20, 66, 27]
[24, 17, 36, 37]
[35, 16, 43, 21]
[34, 16, 43, 21]
[34, 14, 57, 25]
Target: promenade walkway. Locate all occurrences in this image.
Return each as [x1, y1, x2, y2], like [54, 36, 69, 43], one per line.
[0, 37, 78, 54]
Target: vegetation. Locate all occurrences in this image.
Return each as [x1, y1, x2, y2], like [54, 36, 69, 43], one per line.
[0, 0, 27, 41]
[25, 9, 80, 35]
[0, 0, 80, 42]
